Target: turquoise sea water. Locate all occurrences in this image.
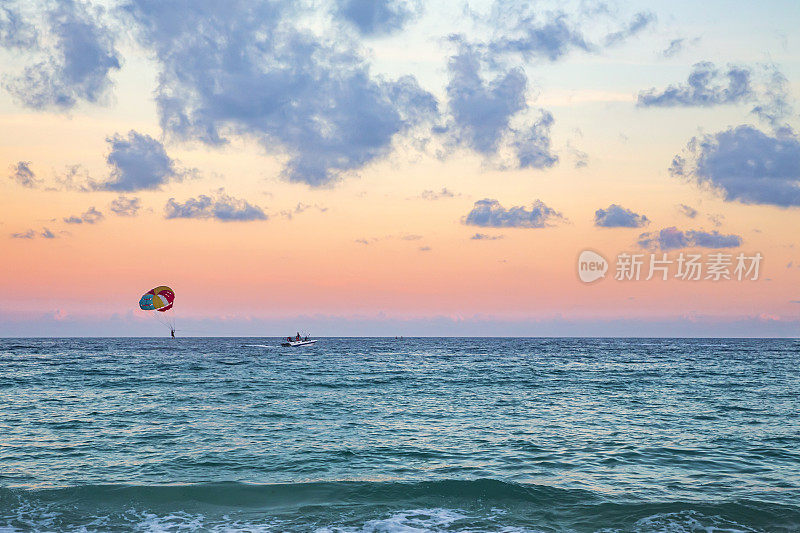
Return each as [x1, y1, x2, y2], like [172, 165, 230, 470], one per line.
[0, 337, 798, 532]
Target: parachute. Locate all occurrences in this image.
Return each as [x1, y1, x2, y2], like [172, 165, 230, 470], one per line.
[139, 285, 176, 334]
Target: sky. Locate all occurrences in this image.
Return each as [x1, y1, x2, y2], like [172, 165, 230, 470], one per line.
[1, 0, 800, 337]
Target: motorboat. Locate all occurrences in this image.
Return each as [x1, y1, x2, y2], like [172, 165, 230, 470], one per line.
[281, 338, 317, 347]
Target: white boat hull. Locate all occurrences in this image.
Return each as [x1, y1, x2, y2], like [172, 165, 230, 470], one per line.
[281, 340, 317, 347]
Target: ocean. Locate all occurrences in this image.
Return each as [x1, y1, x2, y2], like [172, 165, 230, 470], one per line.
[0, 337, 798, 532]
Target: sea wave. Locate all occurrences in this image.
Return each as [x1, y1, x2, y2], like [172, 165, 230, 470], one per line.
[0, 480, 798, 532]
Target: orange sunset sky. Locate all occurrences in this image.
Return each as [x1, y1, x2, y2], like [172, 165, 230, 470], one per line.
[1, 0, 799, 336]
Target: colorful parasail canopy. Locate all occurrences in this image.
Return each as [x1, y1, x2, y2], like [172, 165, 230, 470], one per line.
[139, 286, 175, 312]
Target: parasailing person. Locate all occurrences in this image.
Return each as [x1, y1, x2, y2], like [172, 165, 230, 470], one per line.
[139, 285, 177, 337]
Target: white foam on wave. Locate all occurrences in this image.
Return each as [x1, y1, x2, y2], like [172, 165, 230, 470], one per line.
[315, 508, 469, 533]
[125, 510, 286, 532]
[312, 508, 554, 533]
[0, 504, 763, 533]
[0, 506, 281, 533]
[628, 510, 755, 533]
[0, 497, 58, 533]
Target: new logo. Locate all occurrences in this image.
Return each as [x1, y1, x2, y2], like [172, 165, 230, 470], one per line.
[578, 250, 608, 283]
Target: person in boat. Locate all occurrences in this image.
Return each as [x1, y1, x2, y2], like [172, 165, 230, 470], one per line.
[287, 336, 292, 342]
[296, 332, 301, 341]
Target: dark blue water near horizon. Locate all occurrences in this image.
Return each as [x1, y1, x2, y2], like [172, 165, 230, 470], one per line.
[0, 337, 799, 531]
